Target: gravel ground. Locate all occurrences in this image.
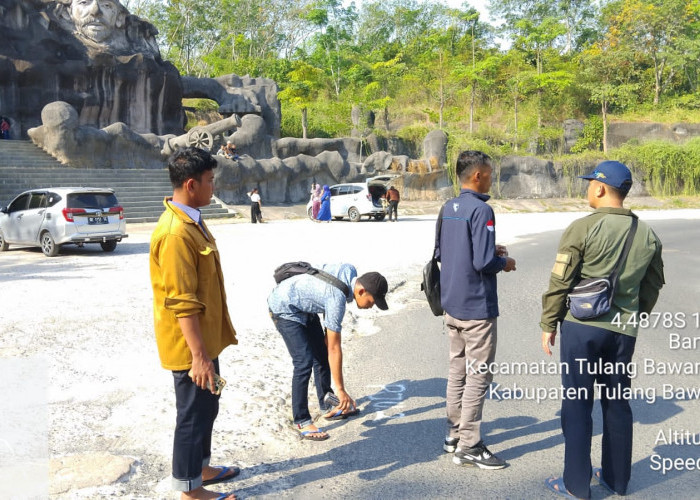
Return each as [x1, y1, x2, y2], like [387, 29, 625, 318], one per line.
[1, 199, 699, 499]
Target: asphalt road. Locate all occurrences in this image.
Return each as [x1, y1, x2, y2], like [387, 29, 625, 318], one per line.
[240, 218, 700, 500]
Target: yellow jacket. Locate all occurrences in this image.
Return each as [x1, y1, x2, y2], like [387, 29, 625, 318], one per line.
[150, 199, 237, 370]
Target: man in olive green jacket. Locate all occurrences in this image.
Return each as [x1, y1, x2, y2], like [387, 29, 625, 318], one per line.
[150, 147, 238, 500]
[540, 161, 664, 499]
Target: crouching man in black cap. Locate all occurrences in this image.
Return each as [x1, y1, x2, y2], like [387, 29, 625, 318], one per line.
[268, 264, 388, 441]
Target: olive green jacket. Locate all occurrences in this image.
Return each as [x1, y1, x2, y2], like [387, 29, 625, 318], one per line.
[540, 207, 664, 337]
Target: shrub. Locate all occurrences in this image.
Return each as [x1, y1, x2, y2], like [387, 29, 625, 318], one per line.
[571, 115, 603, 153]
[615, 139, 700, 196]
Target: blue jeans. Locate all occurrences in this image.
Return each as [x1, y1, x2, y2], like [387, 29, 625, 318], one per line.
[271, 313, 333, 427]
[171, 358, 220, 492]
[560, 321, 636, 499]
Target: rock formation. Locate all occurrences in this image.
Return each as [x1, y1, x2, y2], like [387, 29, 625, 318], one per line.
[1, 0, 183, 138]
[27, 101, 166, 169]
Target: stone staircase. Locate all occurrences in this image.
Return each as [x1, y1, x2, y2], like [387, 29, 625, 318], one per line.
[0, 140, 236, 223]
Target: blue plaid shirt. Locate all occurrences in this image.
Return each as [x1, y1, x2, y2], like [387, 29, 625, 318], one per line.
[267, 263, 357, 332]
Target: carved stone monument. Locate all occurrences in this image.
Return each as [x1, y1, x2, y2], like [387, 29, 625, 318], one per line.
[1, 0, 183, 138]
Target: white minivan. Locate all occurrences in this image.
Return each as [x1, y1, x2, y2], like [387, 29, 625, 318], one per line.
[0, 187, 128, 256]
[307, 176, 398, 222]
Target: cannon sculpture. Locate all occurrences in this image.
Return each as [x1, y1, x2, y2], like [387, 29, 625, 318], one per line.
[161, 114, 242, 155]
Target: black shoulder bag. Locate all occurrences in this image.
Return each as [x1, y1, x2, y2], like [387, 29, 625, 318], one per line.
[567, 216, 638, 320]
[273, 261, 350, 297]
[421, 205, 445, 316]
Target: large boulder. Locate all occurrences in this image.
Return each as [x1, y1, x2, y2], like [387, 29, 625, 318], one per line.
[496, 156, 560, 198]
[423, 129, 448, 170]
[607, 122, 700, 149]
[272, 137, 363, 163]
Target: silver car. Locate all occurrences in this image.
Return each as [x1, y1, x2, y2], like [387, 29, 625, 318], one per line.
[0, 187, 128, 256]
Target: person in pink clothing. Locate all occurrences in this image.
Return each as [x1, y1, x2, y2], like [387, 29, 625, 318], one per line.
[311, 183, 322, 219]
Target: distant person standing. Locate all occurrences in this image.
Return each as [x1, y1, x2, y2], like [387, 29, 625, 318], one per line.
[385, 186, 400, 222]
[316, 185, 331, 222]
[540, 161, 664, 499]
[0, 117, 10, 139]
[248, 188, 263, 223]
[311, 183, 322, 220]
[436, 150, 516, 469]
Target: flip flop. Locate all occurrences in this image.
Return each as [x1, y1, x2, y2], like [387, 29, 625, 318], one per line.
[215, 492, 236, 500]
[299, 427, 329, 441]
[202, 465, 240, 486]
[593, 467, 616, 494]
[324, 407, 360, 421]
[545, 477, 578, 499]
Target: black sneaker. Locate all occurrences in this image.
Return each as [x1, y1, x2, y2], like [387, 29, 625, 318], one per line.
[452, 441, 507, 469]
[443, 437, 459, 453]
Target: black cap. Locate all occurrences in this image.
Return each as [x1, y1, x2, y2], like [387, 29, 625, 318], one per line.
[358, 272, 389, 310]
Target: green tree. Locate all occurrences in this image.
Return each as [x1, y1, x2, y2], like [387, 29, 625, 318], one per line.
[577, 38, 638, 153]
[277, 61, 325, 138]
[606, 0, 696, 106]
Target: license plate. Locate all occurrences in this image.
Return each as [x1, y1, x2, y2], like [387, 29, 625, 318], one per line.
[88, 216, 109, 224]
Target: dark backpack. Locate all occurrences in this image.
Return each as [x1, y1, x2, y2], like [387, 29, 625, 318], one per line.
[421, 205, 444, 316]
[273, 261, 350, 297]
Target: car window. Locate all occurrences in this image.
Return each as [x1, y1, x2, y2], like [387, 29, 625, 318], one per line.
[8, 194, 30, 213]
[28, 193, 47, 209]
[351, 186, 364, 195]
[46, 193, 62, 207]
[330, 186, 342, 196]
[67, 192, 119, 209]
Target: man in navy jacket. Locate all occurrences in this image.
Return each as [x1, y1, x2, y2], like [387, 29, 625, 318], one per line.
[436, 150, 517, 469]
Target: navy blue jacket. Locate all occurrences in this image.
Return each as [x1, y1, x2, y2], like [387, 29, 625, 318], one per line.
[435, 189, 506, 320]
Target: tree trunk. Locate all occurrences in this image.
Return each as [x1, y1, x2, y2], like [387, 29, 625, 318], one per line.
[514, 96, 519, 152]
[536, 50, 542, 129]
[469, 85, 475, 135]
[602, 100, 608, 154]
[301, 107, 308, 139]
[654, 57, 661, 106]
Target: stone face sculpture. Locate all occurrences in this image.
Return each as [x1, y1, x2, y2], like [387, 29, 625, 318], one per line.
[0, 0, 182, 137]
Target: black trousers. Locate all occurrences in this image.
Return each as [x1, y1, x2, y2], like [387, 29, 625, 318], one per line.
[560, 321, 636, 499]
[270, 313, 333, 427]
[171, 358, 220, 491]
[251, 202, 262, 223]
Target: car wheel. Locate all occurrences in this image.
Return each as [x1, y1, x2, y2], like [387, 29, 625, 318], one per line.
[307, 207, 314, 220]
[40, 231, 59, 257]
[374, 213, 386, 221]
[348, 207, 361, 222]
[100, 240, 118, 252]
[0, 230, 8, 251]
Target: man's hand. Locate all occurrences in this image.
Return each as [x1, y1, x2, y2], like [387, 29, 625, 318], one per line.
[496, 244, 509, 257]
[188, 353, 216, 392]
[178, 315, 217, 393]
[335, 388, 356, 412]
[503, 256, 517, 272]
[542, 331, 556, 356]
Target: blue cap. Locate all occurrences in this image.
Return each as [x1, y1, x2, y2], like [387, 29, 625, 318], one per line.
[579, 160, 632, 193]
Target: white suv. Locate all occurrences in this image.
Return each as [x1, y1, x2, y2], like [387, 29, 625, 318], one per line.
[307, 176, 396, 222]
[0, 187, 128, 256]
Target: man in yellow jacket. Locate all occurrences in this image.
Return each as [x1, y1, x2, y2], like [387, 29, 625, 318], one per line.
[150, 147, 238, 500]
